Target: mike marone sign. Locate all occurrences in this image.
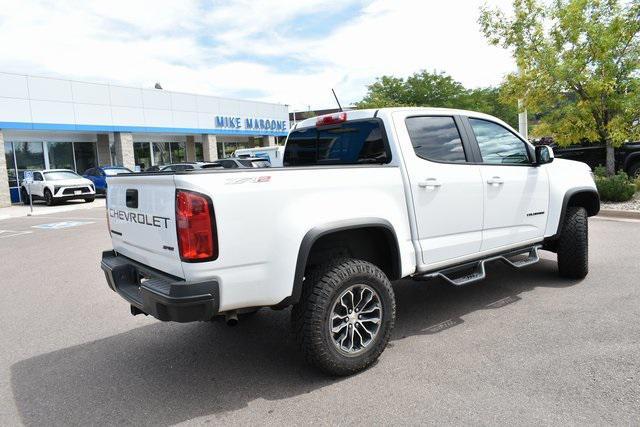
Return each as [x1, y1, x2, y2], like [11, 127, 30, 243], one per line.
[215, 116, 288, 132]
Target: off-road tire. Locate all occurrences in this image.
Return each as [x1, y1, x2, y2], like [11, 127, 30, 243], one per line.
[44, 189, 55, 206]
[291, 258, 395, 376]
[557, 206, 588, 279]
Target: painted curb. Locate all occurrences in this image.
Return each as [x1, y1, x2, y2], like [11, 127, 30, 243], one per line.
[598, 209, 640, 220]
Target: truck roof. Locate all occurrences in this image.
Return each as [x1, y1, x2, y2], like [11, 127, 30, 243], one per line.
[293, 107, 512, 131]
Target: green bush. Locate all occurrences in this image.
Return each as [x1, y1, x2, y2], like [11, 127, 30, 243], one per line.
[596, 172, 636, 202]
[593, 165, 607, 178]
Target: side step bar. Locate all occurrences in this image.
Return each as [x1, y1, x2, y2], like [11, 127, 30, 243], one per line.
[415, 245, 542, 287]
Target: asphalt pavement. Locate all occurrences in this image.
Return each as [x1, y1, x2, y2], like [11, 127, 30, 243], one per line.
[0, 208, 638, 426]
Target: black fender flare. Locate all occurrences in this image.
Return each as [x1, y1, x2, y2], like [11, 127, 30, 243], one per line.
[547, 187, 600, 242]
[278, 218, 401, 307]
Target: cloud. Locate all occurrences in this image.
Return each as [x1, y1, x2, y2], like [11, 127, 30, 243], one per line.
[0, 0, 516, 111]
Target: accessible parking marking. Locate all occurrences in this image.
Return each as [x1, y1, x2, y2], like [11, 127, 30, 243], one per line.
[31, 221, 94, 230]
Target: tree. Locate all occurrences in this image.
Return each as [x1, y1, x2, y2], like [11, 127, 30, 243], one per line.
[480, 0, 640, 175]
[355, 70, 518, 128]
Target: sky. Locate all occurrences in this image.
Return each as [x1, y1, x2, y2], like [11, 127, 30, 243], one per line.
[0, 0, 517, 111]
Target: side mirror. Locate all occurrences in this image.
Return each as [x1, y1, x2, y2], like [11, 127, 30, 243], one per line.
[535, 145, 554, 166]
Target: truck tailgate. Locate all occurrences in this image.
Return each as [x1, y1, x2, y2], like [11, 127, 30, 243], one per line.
[106, 174, 184, 278]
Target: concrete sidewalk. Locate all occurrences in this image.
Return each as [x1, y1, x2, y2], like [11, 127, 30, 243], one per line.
[0, 198, 105, 220]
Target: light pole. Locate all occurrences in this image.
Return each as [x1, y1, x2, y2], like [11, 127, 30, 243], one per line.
[518, 99, 528, 139]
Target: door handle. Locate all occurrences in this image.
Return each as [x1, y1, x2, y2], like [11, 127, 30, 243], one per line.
[487, 176, 504, 185]
[418, 178, 442, 188]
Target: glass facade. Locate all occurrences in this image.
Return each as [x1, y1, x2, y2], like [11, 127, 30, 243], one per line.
[152, 142, 171, 166]
[3, 140, 97, 202]
[47, 141, 75, 170]
[14, 142, 45, 184]
[74, 142, 96, 174]
[170, 142, 185, 163]
[2, 134, 257, 203]
[133, 142, 152, 171]
[135, 141, 189, 171]
[4, 142, 16, 188]
[218, 138, 260, 158]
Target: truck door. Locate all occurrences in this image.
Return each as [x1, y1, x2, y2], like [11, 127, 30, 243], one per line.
[465, 117, 550, 251]
[394, 112, 484, 268]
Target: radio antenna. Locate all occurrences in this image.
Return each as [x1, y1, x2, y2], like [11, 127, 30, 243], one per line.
[331, 88, 343, 112]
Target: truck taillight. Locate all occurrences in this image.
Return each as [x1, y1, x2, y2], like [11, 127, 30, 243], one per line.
[176, 190, 217, 262]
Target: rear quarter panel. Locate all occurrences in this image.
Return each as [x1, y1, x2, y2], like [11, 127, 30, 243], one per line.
[173, 166, 414, 311]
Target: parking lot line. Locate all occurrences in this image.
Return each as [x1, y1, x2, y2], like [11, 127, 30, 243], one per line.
[0, 230, 34, 239]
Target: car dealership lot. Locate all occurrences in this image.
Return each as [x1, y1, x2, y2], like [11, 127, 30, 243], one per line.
[0, 208, 638, 426]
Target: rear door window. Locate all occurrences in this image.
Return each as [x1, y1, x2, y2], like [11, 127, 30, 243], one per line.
[284, 120, 390, 166]
[405, 116, 467, 163]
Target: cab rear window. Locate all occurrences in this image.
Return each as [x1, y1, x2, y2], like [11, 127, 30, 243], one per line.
[284, 119, 390, 166]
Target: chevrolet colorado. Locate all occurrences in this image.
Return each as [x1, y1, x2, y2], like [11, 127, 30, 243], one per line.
[101, 107, 600, 376]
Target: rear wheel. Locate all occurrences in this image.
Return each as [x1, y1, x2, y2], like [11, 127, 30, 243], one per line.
[44, 189, 55, 206]
[291, 258, 395, 376]
[628, 162, 640, 179]
[84, 196, 95, 203]
[557, 206, 588, 279]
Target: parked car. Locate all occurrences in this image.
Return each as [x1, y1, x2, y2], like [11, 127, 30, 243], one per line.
[83, 166, 133, 194]
[216, 157, 271, 169]
[101, 108, 599, 376]
[159, 162, 222, 171]
[533, 139, 640, 177]
[21, 169, 96, 205]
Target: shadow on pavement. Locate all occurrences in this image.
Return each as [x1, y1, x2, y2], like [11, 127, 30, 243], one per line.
[11, 258, 579, 426]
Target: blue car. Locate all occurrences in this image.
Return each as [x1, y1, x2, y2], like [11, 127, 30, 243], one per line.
[83, 166, 133, 194]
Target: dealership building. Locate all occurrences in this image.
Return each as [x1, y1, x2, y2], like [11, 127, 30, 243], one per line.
[0, 72, 289, 206]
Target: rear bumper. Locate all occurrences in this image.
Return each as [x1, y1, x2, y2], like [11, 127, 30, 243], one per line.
[101, 250, 219, 322]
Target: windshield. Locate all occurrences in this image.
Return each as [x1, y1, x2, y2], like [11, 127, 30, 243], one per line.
[104, 168, 132, 176]
[43, 171, 80, 180]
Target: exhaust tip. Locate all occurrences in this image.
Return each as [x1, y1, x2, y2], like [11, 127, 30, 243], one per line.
[225, 311, 239, 327]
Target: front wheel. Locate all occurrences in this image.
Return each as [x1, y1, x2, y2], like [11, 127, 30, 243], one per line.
[557, 206, 588, 279]
[291, 258, 396, 376]
[44, 189, 55, 206]
[84, 197, 95, 203]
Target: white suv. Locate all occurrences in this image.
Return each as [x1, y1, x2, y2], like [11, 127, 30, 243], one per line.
[21, 169, 96, 206]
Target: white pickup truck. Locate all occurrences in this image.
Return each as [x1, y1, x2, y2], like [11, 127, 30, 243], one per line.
[101, 107, 599, 375]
